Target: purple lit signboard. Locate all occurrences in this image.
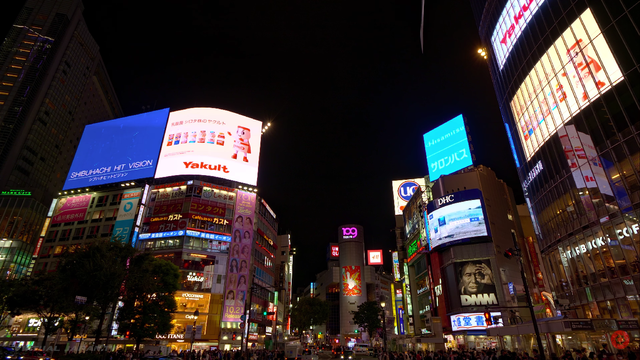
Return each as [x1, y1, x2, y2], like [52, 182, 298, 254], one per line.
[342, 227, 358, 239]
[51, 195, 92, 224]
[222, 190, 255, 322]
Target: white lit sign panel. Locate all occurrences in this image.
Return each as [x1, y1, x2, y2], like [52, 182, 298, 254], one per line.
[450, 312, 503, 331]
[510, 9, 623, 160]
[155, 108, 263, 186]
[491, 0, 546, 69]
[367, 250, 383, 265]
[392, 178, 426, 215]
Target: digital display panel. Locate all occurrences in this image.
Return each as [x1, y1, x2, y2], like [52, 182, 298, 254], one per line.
[155, 108, 262, 185]
[491, 0, 546, 70]
[427, 189, 488, 250]
[423, 115, 473, 181]
[450, 312, 503, 331]
[392, 178, 426, 215]
[63, 108, 170, 190]
[392, 251, 401, 281]
[510, 9, 623, 160]
[342, 266, 362, 297]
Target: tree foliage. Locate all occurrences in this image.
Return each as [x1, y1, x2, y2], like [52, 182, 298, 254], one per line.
[351, 301, 382, 340]
[0, 278, 19, 331]
[116, 253, 180, 350]
[290, 296, 330, 333]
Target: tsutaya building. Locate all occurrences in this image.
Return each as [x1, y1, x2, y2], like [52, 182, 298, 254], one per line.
[30, 107, 279, 351]
[564, 223, 640, 259]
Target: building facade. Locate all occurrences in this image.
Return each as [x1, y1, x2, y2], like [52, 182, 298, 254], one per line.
[471, 0, 640, 351]
[0, 0, 122, 278]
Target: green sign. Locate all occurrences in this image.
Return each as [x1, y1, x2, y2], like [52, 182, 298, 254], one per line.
[1, 189, 31, 196]
[407, 239, 419, 259]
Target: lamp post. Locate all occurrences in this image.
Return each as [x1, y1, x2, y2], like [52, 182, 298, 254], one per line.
[190, 309, 199, 352]
[380, 302, 387, 354]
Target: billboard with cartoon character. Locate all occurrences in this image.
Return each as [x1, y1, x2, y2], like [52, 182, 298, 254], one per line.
[155, 108, 263, 185]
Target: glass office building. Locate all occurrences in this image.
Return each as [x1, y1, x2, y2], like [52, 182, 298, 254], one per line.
[471, 0, 640, 320]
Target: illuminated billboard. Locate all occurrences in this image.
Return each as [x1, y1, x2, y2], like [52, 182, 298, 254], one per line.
[51, 194, 92, 224]
[392, 178, 426, 215]
[392, 252, 401, 281]
[427, 189, 489, 250]
[510, 9, 623, 160]
[423, 115, 473, 181]
[491, 0, 546, 70]
[367, 250, 383, 265]
[342, 266, 362, 297]
[63, 108, 170, 190]
[403, 186, 424, 239]
[450, 312, 503, 331]
[455, 259, 498, 306]
[155, 108, 263, 185]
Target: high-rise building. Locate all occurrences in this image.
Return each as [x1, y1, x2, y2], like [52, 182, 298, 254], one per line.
[0, 0, 122, 278]
[471, 0, 640, 350]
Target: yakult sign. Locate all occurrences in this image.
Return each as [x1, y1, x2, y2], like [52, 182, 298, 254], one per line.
[492, 0, 546, 69]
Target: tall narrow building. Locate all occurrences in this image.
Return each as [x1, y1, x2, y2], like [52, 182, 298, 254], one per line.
[0, 0, 122, 278]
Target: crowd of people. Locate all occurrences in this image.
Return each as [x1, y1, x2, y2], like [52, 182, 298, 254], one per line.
[374, 347, 638, 360]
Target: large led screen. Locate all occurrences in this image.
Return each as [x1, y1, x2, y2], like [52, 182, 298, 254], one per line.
[155, 108, 262, 185]
[63, 108, 170, 190]
[342, 265, 362, 297]
[491, 0, 547, 70]
[510, 8, 623, 160]
[455, 259, 498, 306]
[423, 115, 473, 181]
[427, 189, 488, 250]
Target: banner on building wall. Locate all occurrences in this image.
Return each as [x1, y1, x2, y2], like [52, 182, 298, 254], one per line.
[51, 194, 92, 224]
[111, 189, 142, 243]
[342, 265, 362, 296]
[454, 259, 498, 306]
[222, 190, 256, 322]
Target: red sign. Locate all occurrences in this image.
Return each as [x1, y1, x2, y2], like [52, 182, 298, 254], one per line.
[190, 198, 226, 217]
[148, 219, 188, 233]
[611, 330, 630, 349]
[526, 237, 545, 289]
[331, 245, 339, 258]
[367, 250, 383, 265]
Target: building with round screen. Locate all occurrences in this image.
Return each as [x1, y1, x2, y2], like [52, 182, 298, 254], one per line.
[471, 0, 640, 335]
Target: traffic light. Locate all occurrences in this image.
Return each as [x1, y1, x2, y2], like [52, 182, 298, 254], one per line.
[125, 331, 130, 339]
[354, 329, 359, 333]
[504, 248, 516, 259]
[484, 312, 492, 326]
[232, 332, 237, 341]
[263, 311, 268, 316]
[267, 312, 275, 316]
[318, 332, 322, 335]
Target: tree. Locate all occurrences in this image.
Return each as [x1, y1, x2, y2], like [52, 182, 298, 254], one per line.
[290, 296, 330, 334]
[117, 253, 180, 350]
[57, 240, 135, 347]
[0, 278, 19, 333]
[352, 301, 382, 341]
[12, 272, 72, 349]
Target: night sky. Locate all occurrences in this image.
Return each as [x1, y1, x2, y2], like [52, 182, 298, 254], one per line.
[1, 1, 522, 289]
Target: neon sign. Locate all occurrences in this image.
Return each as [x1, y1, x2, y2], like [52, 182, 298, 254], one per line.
[342, 227, 358, 239]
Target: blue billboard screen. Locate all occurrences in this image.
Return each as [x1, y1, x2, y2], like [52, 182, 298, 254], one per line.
[423, 114, 473, 180]
[63, 108, 170, 190]
[427, 189, 489, 250]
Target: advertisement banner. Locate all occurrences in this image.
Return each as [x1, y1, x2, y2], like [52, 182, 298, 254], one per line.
[525, 237, 545, 289]
[155, 108, 263, 186]
[558, 125, 613, 196]
[222, 190, 256, 322]
[152, 201, 184, 216]
[450, 312, 503, 331]
[423, 115, 473, 181]
[392, 178, 426, 215]
[111, 189, 142, 243]
[342, 265, 362, 296]
[190, 198, 227, 217]
[427, 189, 489, 250]
[367, 250, 383, 265]
[455, 259, 498, 306]
[403, 186, 424, 239]
[392, 252, 401, 281]
[51, 195, 92, 224]
[491, 0, 547, 69]
[63, 108, 170, 190]
[510, 9, 623, 160]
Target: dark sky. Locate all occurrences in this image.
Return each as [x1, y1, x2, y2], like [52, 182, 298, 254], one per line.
[2, 1, 522, 288]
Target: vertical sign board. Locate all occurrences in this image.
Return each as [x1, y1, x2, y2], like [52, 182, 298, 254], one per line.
[222, 190, 256, 322]
[111, 189, 142, 243]
[392, 252, 401, 281]
[423, 115, 473, 181]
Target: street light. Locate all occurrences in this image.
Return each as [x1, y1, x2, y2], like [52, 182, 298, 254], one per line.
[78, 316, 90, 353]
[190, 309, 200, 352]
[379, 302, 387, 353]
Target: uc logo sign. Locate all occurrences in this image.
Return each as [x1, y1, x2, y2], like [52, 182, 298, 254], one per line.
[342, 227, 358, 238]
[123, 201, 134, 212]
[398, 181, 419, 202]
